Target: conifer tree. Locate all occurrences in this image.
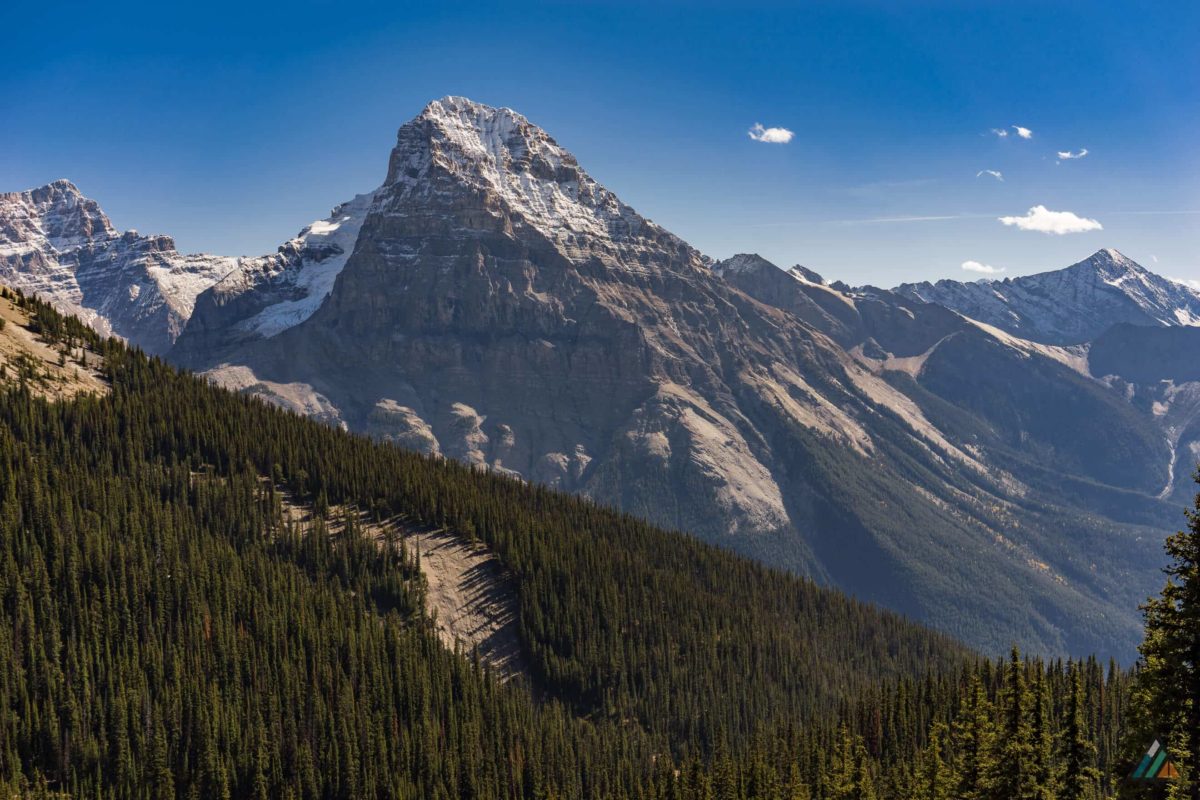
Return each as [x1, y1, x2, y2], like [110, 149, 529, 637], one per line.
[955, 672, 997, 800]
[0, 289, 1138, 800]
[785, 762, 811, 800]
[1062, 663, 1100, 800]
[991, 647, 1039, 800]
[1031, 665, 1061, 800]
[918, 721, 953, 800]
[829, 726, 858, 800]
[852, 740, 878, 800]
[1130, 473, 1200, 800]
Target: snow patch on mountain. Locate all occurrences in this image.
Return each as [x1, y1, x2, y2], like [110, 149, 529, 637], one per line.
[225, 190, 379, 337]
[382, 96, 700, 272]
[0, 180, 235, 353]
[893, 249, 1200, 345]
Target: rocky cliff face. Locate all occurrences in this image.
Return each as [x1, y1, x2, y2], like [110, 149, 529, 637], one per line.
[715, 253, 971, 358]
[171, 189, 380, 359]
[196, 97, 887, 550]
[1, 179, 390, 358]
[4, 99, 1190, 659]
[893, 249, 1200, 345]
[162, 98, 1177, 658]
[0, 180, 235, 354]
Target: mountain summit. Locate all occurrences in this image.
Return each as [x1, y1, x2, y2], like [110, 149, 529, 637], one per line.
[0, 180, 233, 353]
[183, 98, 869, 549]
[172, 96, 707, 359]
[389, 96, 698, 266]
[0, 99, 1188, 658]
[169, 99, 1174, 657]
[894, 249, 1200, 344]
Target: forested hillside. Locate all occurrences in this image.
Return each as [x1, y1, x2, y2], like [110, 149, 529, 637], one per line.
[0, 290, 1150, 797]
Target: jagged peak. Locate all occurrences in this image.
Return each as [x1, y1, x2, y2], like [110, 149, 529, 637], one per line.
[1070, 247, 1141, 272]
[3, 178, 88, 206]
[419, 95, 531, 129]
[31, 178, 84, 197]
[789, 264, 826, 285]
[899, 249, 1147, 292]
[714, 253, 778, 276]
[1, 178, 115, 248]
[1052, 248, 1164, 290]
[390, 95, 574, 187]
[713, 256, 834, 291]
[382, 98, 691, 262]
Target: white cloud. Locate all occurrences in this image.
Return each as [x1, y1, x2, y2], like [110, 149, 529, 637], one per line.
[962, 260, 1005, 274]
[990, 128, 1009, 138]
[1056, 148, 1088, 161]
[748, 123, 794, 144]
[976, 169, 1004, 181]
[998, 205, 1103, 235]
[1171, 277, 1200, 291]
[1152, 254, 1159, 263]
[1012, 125, 1033, 139]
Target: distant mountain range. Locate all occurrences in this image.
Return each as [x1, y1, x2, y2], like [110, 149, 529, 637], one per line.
[0, 180, 233, 354]
[894, 248, 1200, 344]
[4, 97, 1198, 659]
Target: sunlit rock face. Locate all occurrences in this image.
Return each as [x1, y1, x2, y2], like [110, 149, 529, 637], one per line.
[0, 180, 235, 354]
[894, 248, 1200, 345]
[5, 98, 1191, 659]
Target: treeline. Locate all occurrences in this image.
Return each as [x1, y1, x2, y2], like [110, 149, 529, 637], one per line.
[0, 289, 1182, 798]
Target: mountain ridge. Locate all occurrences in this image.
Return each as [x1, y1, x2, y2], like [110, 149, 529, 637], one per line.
[2, 98, 1193, 659]
[0, 179, 234, 353]
[893, 248, 1200, 345]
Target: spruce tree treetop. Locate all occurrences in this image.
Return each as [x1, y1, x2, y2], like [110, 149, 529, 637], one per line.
[1128, 471, 1200, 800]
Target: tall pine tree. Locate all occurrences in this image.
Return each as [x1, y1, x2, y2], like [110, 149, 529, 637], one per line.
[1130, 473, 1200, 799]
[954, 672, 997, 800]
[991, 647, 1039, 800]
[1062, 663, 1100, 800]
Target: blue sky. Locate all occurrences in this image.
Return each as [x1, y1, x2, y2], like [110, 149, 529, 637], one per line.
[3, 0, 1197, 285]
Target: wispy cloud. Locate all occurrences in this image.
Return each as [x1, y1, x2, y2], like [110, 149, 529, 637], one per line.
[823, 213, 993, 226]
[759, 209, 1196, 229]
[998, 205, 1102, 235]
[990, 125, 1032, 139]
[962, 260, 1005, 274]
[1056, 148, 1088, 161]
[976, 169, 1004, 181]
[1105, 210, 1200, 216]
[748, 123, 794, 144]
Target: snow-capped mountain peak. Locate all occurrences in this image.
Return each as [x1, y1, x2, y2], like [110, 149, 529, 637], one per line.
[0, 179, 115, 256]
[379, 96, 699, 271]
[1063, 248, 1200, 323]
[1066, 248, 1146, 284]
[712, 253, 775, 277]
[0, 181, 235, 353]
[893, 249, 1200, 343]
